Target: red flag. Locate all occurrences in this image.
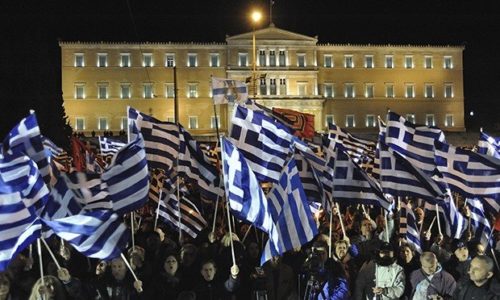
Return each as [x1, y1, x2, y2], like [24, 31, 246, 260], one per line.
[71, 137, 87, 172]
[272, 107, 315, 139]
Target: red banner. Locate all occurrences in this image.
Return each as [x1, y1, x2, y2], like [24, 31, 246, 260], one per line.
[272, 107, 315, 139]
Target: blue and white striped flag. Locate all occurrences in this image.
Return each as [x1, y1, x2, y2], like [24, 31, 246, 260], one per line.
[477, 131, 500, 159]
[386, 111, 445, 174]
[0, 151, 50, 271]
[128, 107, 179, 172]
[99, 136, 126, 159]
[466, 198, 493, 249]
[400, 202, 422, 253]
[434, 140, 500, 202]
[3, 113, 50, 184]
[261, 156, 318, 265]
[211, 77, 248, 105]
[221, 138, 273, 233]
[328, 123, 376, 165]
[230, 104, 295, 183]
[422, 190, 466, 239]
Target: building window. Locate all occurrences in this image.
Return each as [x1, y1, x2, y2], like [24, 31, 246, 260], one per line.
[188, 83, 198, 98]
[325, 115, 334, 127]
[143, 83, 154, 99]
[121, 117, 128, 130]
[324, 83, 334, 98]
[97, 53, 108, 67]
[406, 114, 416, 124]
[365, 55, 374, 68]
[269, 78, 277, 95]
[259, 78, 267, 95]
[75, 84, 85, 99]
[98, 83, 108, 99]
[297, 82, 307, 96]
[279, 50, 286, 66]
[165, 83, 174, 98]
[210, 53, 220, 67]
[445, 114, 454, 127]
[385, 55, 394, 68]
[365, 84, 374, 98]
[279, 78, 286, 95]
[269, 50, 276, 67]
[211, 116, 220, 129]
[75, 117, 85, 131]
[187, 53, 197, 67]
[424, 84, 434, 98]
[444, 83, 454, 98]
[258, 50, 266, 66]
[238, 53, 248, 67]
[346, 115, 355, 128]
[324, 55, 333, 68]
[385, 83, 394, 98]
[425, 114, 436, 127]
[344, 55, 354, 68]
[188, 116, 198, 129]
[424, 56, 433, 69]
[120, 53, 131, 67]
[366, 115, 376, 127]
[121, 84, 131, 99]
[74, 53, 84, 67]
[344, 83, 355, 98]
[165, 53, 175, 67]
[405, 83, 415, 98]
[443, 56, 453, 69]
[143, 53, 153, 67]
[405, 55, 414, 69]
[98, 117, 108, 130]
[297, 54, 306, 67]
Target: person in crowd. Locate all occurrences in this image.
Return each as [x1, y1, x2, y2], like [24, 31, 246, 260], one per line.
[193, 259, 239, 300]
[354, 242, 405, 300]
[409, 251, 456, 300]
[333, 238, 359, 293]
[178, 243, 201, 291]
[128, 246, 152, 287]
[397, 243, 421, 299]
[94, 257, 143, 300]
[145, 253, 183, 299]
[258, 255, 296, 300]
[453, 255, 500, 299]
[5, 254, 37, 299]
[414, 208, 425, 232]
[0, 272, 21, 300]
[428, 234, 452, 264]
[443, 239, 471, 285]
[28, 275, 67, 300]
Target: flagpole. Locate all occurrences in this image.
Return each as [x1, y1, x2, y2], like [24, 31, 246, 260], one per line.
[242, 224, 253, 244]
[154, 188, 163, 231]
[435, 204, 442, 236]
[328, 204, 333, 258]
[41, 238, 61, 270]
[336, 202, 347, 241]
[120, 253, 143, 293]
[126, 106, 136, 249]
[177, 176, 182, 245]
[36, 239, 46, 300]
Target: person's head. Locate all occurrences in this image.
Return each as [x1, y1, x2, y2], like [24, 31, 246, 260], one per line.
[146, 231, 161, 251]
[28, 275, 61, 300]
[334, 240, 349, 260]
[163, 254, 179, 276]
[110, 257, 127, 281]
[420, 252, 438, 275]
[399, 244, 414, 263]
[375, 214, 385, 230]
[128, 246, 145, 269]
[451, 239, 469, 262]
[376, 242, 395, 266]
[200, 260, 217, 282]
[468, 256, 495, 287]
[246, 242, 260, 260]
[414, 208, 424, 223]
[95, 260, 107, 275]
[312, 240, 328, 264]
[180, 244, 198, 267]
[360, 218, 373, 238]
[0, 273, 10, 297]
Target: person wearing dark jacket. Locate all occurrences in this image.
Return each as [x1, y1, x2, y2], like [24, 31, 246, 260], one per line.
[409, 252, 456, 300]
[453, 255, 500, 300]
[193, 259, 239, 300]
[259, 255, 296, 300]
[443, 239, 470, 285]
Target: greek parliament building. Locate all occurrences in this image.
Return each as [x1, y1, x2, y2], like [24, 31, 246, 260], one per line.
[60, 25, 465, 141]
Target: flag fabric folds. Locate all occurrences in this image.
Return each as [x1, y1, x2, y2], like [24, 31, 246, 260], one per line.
[328, 123, 376, 165]
[211, 77, 248, 105]
[466, 198, 493, 249]
[399, 202, 422, 253]
[477, 131, 500, 159]
[99, 136, 126, 159]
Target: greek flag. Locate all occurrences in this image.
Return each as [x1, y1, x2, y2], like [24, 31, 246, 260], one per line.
[466, 198, 493, 249]
[399, 202, 422, 253]
[386, 111, 445, 174]
[54, 172, 111, 211]
[211, 77, 248, 105]
[221, 138, 273, 233]
[128, 107, 179, 172]
[332, 144, 392, 211]
[328, 123, 376, 165]
[422, 190, 466, 239]
[261, 156, 318, 265]
[230, 104, 295, 183]
[42, 210, 129, 260]
[178, 126, 223, 201]
[3, 113, 50, 184]
[0, 151, 50, 271]
[477, 131, 500, 159]
[99, 136, 126, 159]
[434, 140, 500, 201]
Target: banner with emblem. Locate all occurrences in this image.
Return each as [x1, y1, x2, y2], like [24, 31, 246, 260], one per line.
[211, 77, 248, 105]
[272, 107, 315, 139]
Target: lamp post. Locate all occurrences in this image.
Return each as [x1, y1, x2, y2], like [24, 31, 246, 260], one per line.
[251, 10, 262, 98]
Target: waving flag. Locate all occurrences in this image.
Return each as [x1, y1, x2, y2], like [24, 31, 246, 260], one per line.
[386, 111, 445, 174]
[466, 198, 493, 249]
[211, 77, 248, 105]
[221, 138, 273, 233]
[99, 136, 126, 159]
[328, 123, 376, 165]
[477, 131, 500, 159]
[0, 151, 50, 271]
[400, 202, 422, 253]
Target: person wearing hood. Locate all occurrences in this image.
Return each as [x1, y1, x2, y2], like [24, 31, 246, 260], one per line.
[353, 242, 405, 300]
[409, 251, 456, 300]
[443, 239, 471, 285]
[454, 255, 500, 299]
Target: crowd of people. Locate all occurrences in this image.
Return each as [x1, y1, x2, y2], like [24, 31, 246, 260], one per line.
[1, 199, 500, 300]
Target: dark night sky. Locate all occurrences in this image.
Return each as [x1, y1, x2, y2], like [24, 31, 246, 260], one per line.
[1, 0, 499, 135]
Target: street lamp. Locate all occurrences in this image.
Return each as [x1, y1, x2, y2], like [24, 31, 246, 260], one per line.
[251, 10, 262, 98]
